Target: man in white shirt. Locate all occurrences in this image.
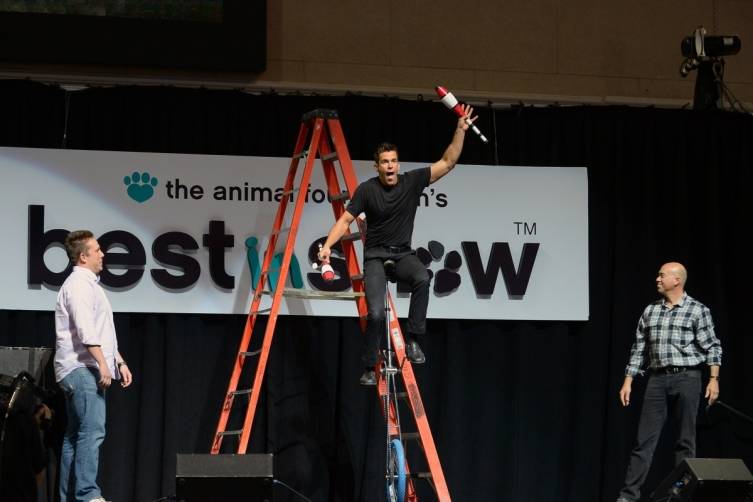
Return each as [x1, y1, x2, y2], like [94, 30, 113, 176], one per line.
[55, 230, 133, 502]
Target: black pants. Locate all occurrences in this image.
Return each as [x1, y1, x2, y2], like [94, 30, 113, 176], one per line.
[362, 248, 430, 366]
[619, 369, 702, 501]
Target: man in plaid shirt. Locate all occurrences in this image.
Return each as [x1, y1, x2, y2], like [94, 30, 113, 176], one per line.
[616, 262, 721, 502]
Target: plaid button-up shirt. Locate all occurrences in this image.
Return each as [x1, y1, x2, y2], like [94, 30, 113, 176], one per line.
[625, 293, 722, 377]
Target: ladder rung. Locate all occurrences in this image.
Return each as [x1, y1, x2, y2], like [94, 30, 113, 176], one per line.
[280, 188, 301, 196]
[262, 288, 364, 300]
[329, 191, 350, 201]
[350, 273, 364, 281]
[395, 392, 409, 400]
[411, 472, 433, 480]
[230, 389, 253, 396]
[270, 226, 291, 236]
[321, 151, 338, 161]
[240, 349, 262, 357]
[293, 150, 308, 159]
[217, 430, 243, 437]
[341, 232, 362, 242]
[401, 432, 421, 441]
[250, 308, 272, 315]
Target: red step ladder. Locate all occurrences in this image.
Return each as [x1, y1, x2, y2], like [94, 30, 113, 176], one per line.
[211, 109, 451, 501]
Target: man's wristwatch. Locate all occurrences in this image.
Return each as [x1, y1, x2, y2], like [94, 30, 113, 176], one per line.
[117, 361, 127, 368]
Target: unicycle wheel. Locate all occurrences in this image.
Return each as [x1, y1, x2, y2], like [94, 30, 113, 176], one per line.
[386, 437, 406, 502]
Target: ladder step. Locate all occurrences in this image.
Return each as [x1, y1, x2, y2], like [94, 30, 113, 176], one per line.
[410, 472, 433, 480]
[263, 288, 364, 300]
[341, 232, 362, 242]
[329, 191, 350, 202]
[230, 389, 253, 396]
[217, 429, 243, 437]
[240, 349, 262, 357]
[350, 273, 364, 281]
[321, 151, 338, 161]
[401, 432, 421, 441]
[293, 150, 308, 159]
[250, 307, 272, 315]
[395, 392, 409, 400]
[270, 226, 291, 236]
[280, 188, 301, 196]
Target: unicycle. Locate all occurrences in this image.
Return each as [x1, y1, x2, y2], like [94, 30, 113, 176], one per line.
[381, 259, 407, 502]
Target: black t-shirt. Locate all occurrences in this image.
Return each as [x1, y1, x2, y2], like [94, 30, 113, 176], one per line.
[346, 167, 430, 249]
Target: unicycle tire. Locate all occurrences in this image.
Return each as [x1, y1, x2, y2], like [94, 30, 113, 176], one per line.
[386, 437, 406, 502]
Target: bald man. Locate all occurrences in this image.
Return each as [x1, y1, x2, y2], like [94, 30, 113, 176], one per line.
[616, 262, 722, 502]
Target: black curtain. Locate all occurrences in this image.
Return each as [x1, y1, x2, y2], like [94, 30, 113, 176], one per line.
[1, 79, 752, 502]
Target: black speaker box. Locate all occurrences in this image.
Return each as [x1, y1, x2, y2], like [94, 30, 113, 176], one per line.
[651, 458, 753, 501]
[176, 453, 274, 502]
[0, 346, 53, 382]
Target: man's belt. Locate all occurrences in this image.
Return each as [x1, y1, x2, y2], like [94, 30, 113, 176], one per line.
[652, 365, 700, 374]
[384, 245, 411, 253]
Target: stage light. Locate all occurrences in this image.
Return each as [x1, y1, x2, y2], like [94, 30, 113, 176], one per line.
[679, 27, 745, 111]
[681, 28, 741, 59]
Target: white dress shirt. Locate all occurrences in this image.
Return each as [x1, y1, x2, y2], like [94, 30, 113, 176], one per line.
[55, 266, 121, 382]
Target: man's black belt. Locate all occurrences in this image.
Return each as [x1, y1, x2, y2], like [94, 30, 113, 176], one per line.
[384, 245, 411, 253]
[652, 365, 700, 374]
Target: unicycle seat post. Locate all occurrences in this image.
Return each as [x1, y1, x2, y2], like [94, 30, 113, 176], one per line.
[383, 259, 397, 371]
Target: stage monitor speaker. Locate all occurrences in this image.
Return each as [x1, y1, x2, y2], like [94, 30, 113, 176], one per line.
[176, 453, 273, 502]
[651, 458, 753, 501]
[0, 347, 53, 382]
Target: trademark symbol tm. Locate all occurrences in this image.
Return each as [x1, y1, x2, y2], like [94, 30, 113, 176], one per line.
[513, 221, 537, 236]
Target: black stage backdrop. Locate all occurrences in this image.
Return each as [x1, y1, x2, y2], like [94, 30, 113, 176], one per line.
[1, 79, 752, 502]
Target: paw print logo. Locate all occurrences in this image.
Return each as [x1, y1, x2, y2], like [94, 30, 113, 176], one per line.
[123, 171, 159, 203]
[413, 240, 463, 295]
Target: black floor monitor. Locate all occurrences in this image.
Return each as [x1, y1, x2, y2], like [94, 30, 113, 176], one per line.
[176, 453, 274, 502]
[651, 458, 753, 501]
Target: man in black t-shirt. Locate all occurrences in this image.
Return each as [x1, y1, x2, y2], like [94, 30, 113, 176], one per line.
[318, 104, 477, 385]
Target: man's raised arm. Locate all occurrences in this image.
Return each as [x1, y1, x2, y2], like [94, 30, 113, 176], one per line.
[429, 104, 477, 184]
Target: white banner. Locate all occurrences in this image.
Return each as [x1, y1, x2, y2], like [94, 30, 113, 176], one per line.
[0, 147, 589, 320]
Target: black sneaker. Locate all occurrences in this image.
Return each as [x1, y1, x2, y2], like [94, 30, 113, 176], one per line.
[405, 340, 426, 364]
[359, 370, 376, 386]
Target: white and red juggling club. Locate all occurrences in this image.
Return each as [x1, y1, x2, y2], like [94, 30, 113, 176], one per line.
[319, 263, 335, 282]
[435, 86, 488, 143]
